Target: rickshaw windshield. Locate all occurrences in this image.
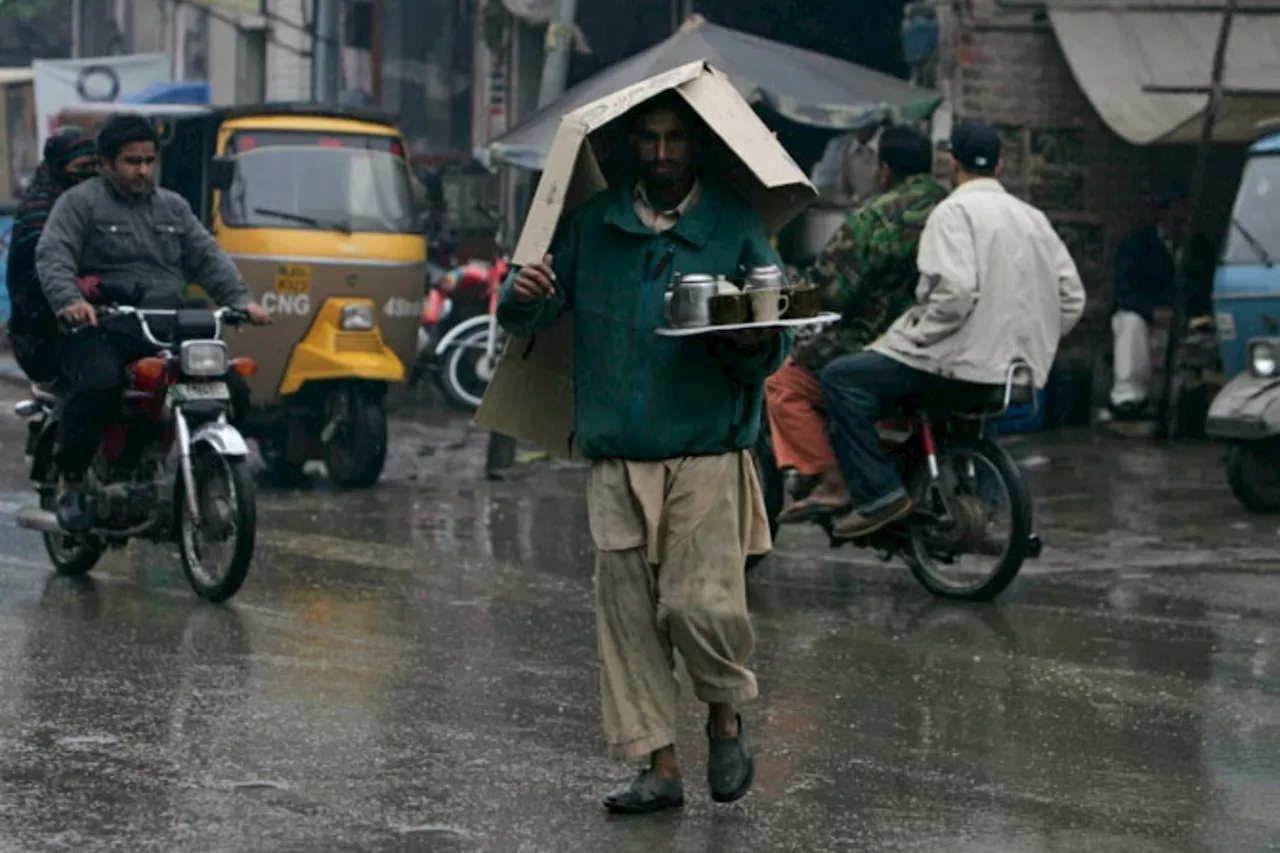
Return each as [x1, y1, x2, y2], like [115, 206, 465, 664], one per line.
[220, 129, 417, 234]
[1223, 153, 1280, 266]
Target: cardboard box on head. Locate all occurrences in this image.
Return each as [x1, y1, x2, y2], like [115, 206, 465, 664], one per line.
[475, 60, 816, 458]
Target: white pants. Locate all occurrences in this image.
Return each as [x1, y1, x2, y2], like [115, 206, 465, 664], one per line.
[1111, 311, 1151, 407]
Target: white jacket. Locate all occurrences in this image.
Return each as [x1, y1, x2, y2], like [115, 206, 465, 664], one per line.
[869, 178, 1086, 387]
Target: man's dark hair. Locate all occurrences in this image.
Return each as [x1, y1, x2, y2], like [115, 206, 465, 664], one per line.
[96, 113, 160, 162]
[877, 125, 934, 182]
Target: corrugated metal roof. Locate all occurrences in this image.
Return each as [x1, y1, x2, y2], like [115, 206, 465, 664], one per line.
[1049, 2, 1280, 144]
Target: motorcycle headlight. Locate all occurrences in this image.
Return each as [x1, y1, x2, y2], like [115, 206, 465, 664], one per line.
[341, 304, 376, 331]
[180, 340, 228, 377]
[1250, 339, 1277, 378]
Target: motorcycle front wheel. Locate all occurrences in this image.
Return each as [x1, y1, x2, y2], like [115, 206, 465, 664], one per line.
[440, 324, 499, 411]
[177, 448, 256, 603]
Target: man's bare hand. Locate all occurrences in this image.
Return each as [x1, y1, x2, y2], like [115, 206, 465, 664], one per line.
[719, 328, 780, 349]
[60, 302, 97, 328]
[513, 255, 556, 302]
[244, 302, 272, 325]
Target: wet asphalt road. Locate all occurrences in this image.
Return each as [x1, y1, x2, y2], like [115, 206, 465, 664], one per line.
[0, 384, 1277, 853]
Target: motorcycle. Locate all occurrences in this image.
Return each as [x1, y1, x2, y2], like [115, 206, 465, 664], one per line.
[13, 305, 259, 603]
[750, 360, 1044, 602]
[411, 221, 511, 411]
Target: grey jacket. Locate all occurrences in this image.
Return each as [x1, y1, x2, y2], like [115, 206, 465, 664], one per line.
[35, 176, 251, 316]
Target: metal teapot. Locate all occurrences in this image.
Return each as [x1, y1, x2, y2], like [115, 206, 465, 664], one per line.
[743, 264, 786, 292]
[664, 273, 717, 328]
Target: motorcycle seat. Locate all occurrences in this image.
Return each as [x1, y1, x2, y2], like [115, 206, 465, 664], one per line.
[893, 361, 1037, 419]
[926, 381, 1035, 416]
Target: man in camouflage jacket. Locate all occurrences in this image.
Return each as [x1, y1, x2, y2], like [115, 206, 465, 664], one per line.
[765, 124, 947, 522]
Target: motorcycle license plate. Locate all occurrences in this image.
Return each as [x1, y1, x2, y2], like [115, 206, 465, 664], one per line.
[169, 381, 230, 403]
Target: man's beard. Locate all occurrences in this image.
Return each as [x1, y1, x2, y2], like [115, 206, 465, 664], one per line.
[644, 160, 686, 187]
[109, 171, 153, 198]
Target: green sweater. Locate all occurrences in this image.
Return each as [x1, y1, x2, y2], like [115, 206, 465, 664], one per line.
[496, 179, 792, 461]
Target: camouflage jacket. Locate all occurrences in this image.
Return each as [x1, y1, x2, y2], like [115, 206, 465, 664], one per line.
[791, 174, 949, 373]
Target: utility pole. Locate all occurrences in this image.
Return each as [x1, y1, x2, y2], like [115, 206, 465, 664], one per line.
[71, 0, 83, 58]
[535, 0, 578, 107]
[1158, 0, 1238, 439]
[369, 0, 382, 105]
[311, 0, 342, 104]
[485, 0, 579, 479]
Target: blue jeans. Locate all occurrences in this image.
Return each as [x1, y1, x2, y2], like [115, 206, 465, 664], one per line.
[820, 351, 974, 515]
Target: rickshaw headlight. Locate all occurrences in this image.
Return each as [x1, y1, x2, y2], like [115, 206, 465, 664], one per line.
[180, 341, 228, 377]
[340, 304, 376, 331]
[1249, 339, 1277, 378]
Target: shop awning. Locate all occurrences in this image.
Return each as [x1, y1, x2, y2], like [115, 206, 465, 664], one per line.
[1049, 1, 1280, 145]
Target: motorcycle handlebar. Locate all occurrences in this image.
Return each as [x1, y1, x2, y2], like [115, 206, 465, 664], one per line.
[95, 305, 248, 348]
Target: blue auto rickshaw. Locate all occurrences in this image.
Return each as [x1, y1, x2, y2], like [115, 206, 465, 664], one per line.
[1206, 121, 1280, 512]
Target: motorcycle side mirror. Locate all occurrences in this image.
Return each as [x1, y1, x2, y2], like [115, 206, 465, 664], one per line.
[208, 155, 237, 192]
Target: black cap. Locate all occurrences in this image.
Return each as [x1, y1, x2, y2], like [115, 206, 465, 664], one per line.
[949, 121, 1001, 173]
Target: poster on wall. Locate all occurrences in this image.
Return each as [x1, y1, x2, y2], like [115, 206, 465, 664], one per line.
[32, 53, 172, 150]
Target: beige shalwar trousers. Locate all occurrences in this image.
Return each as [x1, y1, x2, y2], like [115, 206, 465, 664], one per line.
[587, 451, 773, 759]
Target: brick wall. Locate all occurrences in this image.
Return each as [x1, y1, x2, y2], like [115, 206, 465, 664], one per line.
[945, 0, 1250, 371]
[949, 14, 1137, 362]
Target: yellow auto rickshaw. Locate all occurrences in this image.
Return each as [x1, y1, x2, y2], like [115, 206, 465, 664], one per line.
[55, 103, 427, 488]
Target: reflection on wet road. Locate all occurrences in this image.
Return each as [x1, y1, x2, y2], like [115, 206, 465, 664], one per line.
[0, 392, 1277, 852]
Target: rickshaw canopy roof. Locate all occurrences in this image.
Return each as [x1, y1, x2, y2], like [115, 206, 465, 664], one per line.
[58, 101, 404, 136]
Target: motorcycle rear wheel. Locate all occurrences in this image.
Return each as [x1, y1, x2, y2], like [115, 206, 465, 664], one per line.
[40, 484, 104, 576]
[178, 449, 256, 603]
[905, 437, 1031, 602]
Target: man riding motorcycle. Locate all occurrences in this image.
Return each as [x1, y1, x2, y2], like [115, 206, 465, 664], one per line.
[820, 121, 1086, 540]
[35, 113, 270, 532]
[764, 124, 946, 522]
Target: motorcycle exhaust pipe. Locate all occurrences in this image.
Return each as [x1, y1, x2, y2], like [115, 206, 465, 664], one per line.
[16, 506, 63, 534]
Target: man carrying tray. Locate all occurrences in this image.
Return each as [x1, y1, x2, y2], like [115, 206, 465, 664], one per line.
[497, 91, 793, 814]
